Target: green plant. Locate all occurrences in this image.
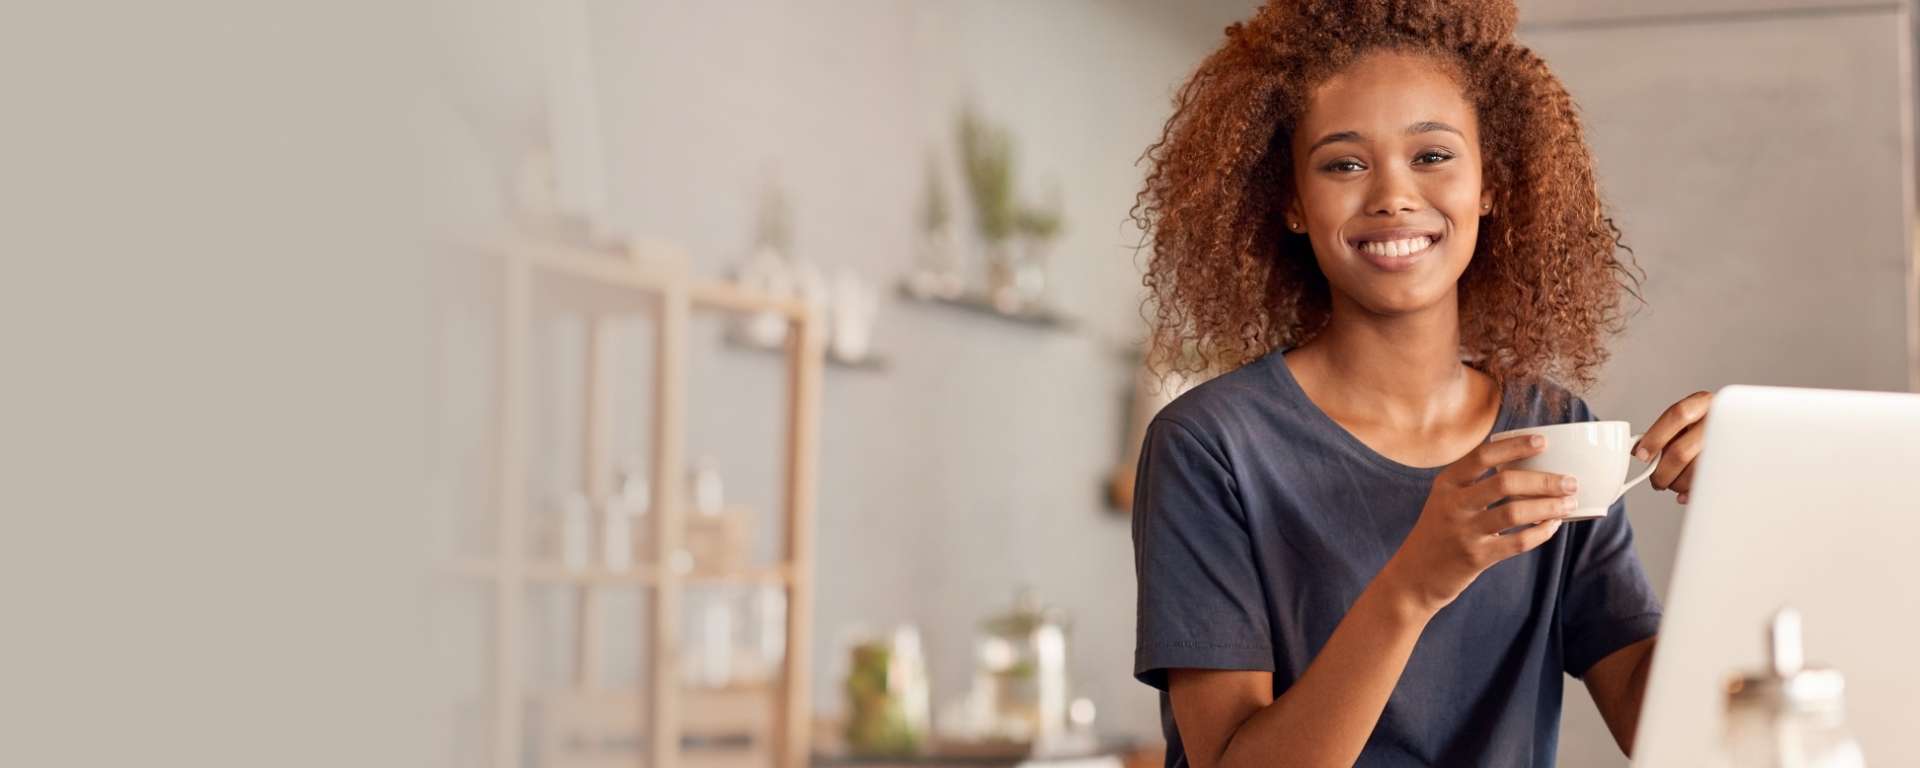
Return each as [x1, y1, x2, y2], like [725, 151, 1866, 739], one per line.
[957, 106, 1017, 244]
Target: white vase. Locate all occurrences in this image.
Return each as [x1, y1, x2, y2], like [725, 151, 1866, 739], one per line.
[829, 270, 878, 363]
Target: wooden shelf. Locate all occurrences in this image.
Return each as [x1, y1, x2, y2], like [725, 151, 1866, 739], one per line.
[897, 282, 1074, 329]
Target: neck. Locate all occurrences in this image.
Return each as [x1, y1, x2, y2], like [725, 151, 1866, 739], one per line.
[1293, 292, 1482, 430]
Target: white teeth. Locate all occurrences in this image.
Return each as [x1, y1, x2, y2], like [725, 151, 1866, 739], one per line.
[1359, 236, 1433, 257]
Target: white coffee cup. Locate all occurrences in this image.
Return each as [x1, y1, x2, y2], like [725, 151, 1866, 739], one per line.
[1486, 421, 1659, 521]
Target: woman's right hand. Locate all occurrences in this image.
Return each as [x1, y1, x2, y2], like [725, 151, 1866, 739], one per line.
[1383, 434, 1580, 614]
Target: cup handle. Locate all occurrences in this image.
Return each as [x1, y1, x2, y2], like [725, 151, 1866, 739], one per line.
[1613, 432, 1660, 505]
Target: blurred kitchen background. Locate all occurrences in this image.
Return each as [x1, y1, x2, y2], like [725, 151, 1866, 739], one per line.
[416, 2, 1920, 768]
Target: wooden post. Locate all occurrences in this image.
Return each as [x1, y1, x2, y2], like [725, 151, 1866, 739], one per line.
[650, 286, 690, 768]
[495, 256, 530, 768]
[776, 307, 824, 768]
[575, 317, 613, 689]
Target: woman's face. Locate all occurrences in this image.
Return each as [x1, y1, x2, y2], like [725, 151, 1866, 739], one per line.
[1288, 49, 1492, 319]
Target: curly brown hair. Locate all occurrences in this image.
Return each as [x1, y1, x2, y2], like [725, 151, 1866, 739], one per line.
[1133, 0, 1641, 394]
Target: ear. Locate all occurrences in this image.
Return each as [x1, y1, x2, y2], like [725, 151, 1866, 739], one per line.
[1479, 189, 1494, 215]
[1285, 199, 1305, 232]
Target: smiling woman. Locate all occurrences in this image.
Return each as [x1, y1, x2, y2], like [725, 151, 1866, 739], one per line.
[1126, 2, 1687, 767]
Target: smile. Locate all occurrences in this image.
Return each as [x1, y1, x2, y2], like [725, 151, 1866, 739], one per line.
[1350, 233, 1440, 272]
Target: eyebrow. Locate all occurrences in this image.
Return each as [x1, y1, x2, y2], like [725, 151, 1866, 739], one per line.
[1307, 121, 1465, 154]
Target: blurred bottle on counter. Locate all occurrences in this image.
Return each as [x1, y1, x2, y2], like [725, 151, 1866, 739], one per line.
[972, 587, 1071, 751]
[1718, 609, 1864, 768]
[842, 625, 930, 756]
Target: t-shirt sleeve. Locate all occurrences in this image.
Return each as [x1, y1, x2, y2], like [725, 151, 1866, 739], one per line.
[1559, 404, 1664, 678]
[1132, 418, 1274, 691]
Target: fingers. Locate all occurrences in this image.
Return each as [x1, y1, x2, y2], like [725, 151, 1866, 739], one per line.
[1635, 390, 1713, 463]
[1651, 419, 1707, 492]
[1485, 495, 1576, 532]
[1497, 517, 1564, 557]
[1462, 468, 1578, 509]
[1671, 463, 1697, 499]
[1449, 435, 1547, 485]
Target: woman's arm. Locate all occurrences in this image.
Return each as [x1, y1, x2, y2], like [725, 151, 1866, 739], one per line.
[1169, 436, 1578, 768]
[1168, 563, 1432, 768]
[1583, 636, 1657, 755]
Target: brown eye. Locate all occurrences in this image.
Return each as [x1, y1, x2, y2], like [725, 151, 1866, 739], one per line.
[1415, 151, 1454, 165]
[1324, 159, 1364, 173]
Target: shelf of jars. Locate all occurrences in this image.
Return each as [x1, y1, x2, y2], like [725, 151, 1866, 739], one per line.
[466, 234, 822, 768]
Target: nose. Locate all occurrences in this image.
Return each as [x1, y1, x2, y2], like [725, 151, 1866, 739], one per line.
[1365, 164, 1423, 216]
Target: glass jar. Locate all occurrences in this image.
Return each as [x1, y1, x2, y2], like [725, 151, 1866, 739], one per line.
[681, 584, 785, 689]
[1717, 609, 1865, 767]
[973, 588, 1070, 750]
[842, 625, 930, 756]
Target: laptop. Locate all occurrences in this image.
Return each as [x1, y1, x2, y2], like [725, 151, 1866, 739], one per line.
[1634, 385, 1920, 765]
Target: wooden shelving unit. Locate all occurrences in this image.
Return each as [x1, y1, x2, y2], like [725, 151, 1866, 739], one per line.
[467, 235, 822, 768]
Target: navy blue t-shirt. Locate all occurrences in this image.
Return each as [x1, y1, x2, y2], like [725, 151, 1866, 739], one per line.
[1132, 350, 1661, 766]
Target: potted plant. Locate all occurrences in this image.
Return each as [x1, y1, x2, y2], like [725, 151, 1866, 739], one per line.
[957, 107, 1020, 308]
[957, 106, 1065, 314]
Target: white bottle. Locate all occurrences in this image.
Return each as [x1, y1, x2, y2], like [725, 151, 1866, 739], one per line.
[690, 458, 724, 515]
[617, 462, 650, 558]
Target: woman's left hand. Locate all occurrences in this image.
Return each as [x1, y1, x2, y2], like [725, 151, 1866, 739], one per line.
[1634, 390, 1714, 505]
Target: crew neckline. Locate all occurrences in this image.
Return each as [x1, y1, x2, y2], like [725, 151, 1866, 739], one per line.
[1268, 350, 1515, 479]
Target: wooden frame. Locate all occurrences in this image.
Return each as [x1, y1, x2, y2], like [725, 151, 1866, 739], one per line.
[477, 236, 823, 768]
